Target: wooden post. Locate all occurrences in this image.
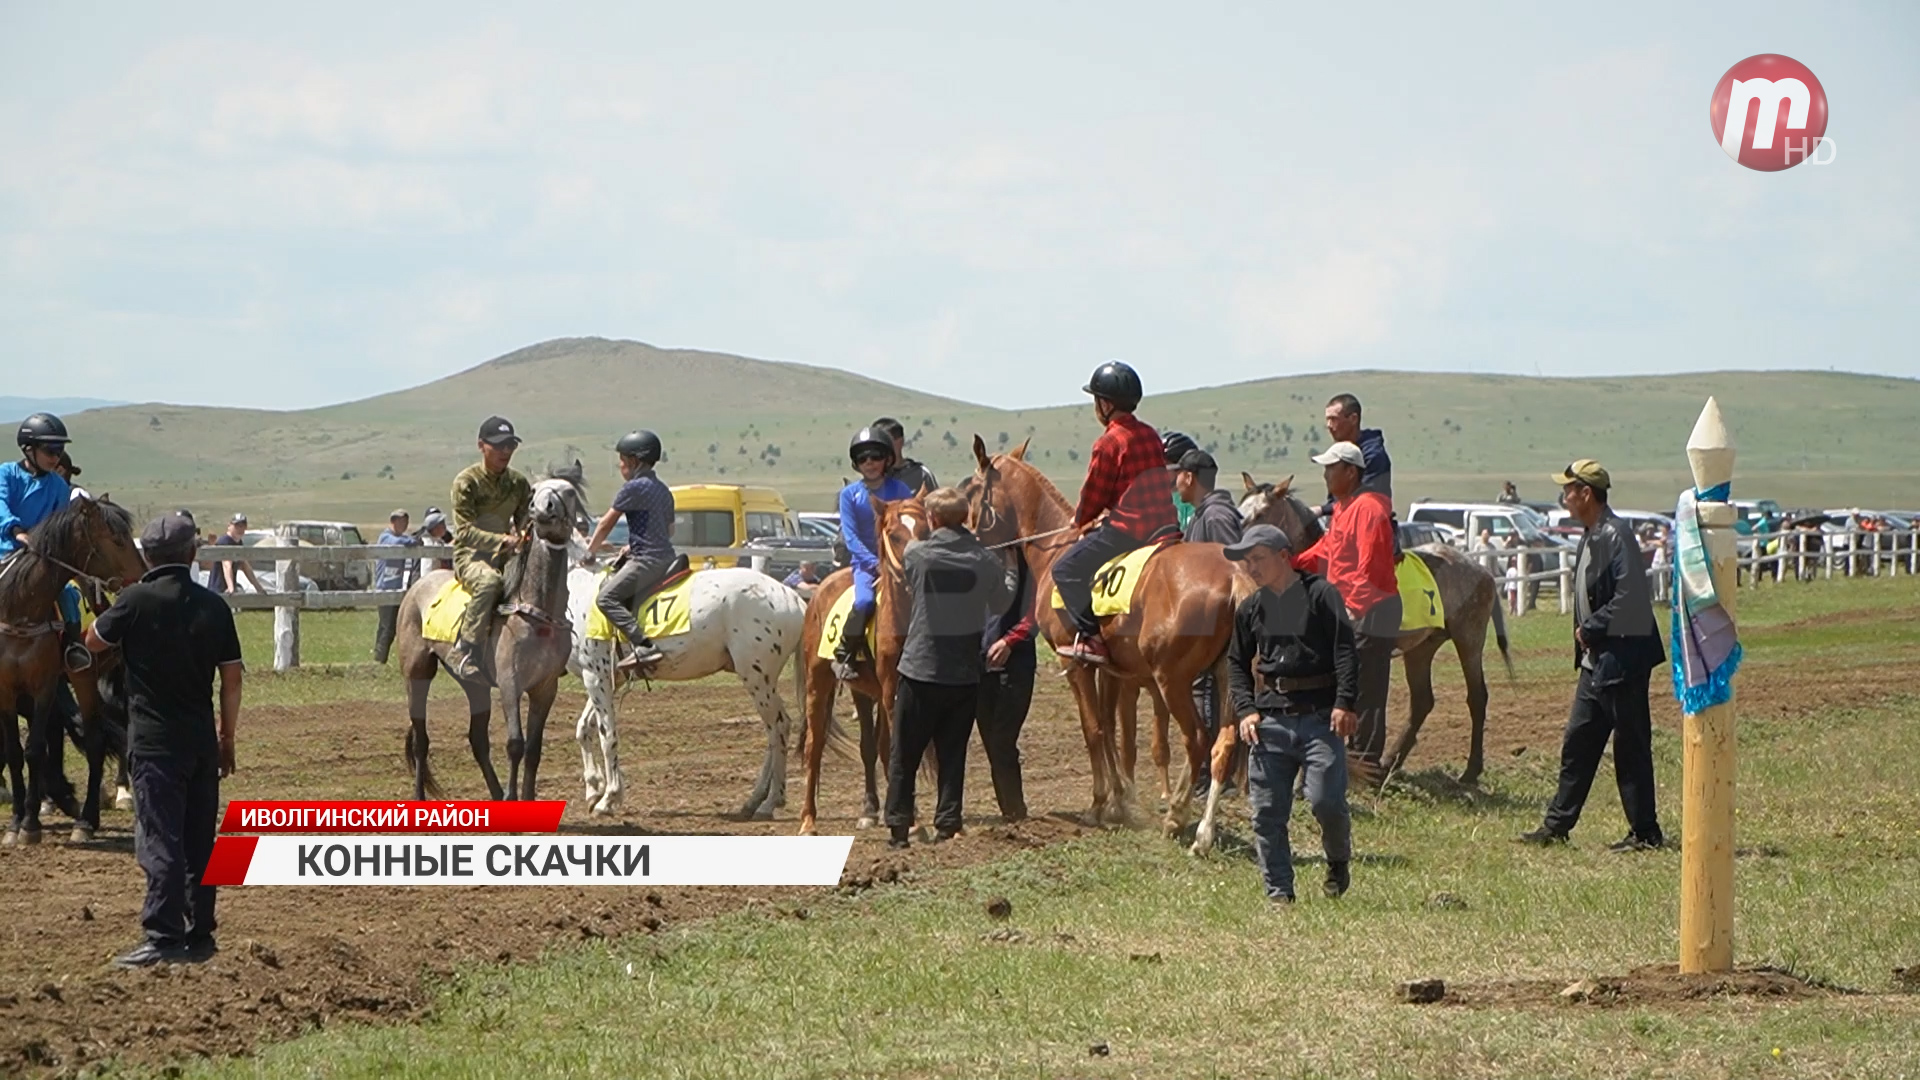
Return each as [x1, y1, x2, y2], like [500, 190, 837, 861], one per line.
[1681, 398, 1737, 974]
[274, 553, 301, 672]
[1558, 549, 1572, 615]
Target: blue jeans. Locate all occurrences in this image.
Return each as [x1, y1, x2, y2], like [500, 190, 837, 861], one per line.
[1246, 710, 1351, 899]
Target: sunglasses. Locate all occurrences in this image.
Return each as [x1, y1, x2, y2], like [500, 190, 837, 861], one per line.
[854, 451, 889, 465]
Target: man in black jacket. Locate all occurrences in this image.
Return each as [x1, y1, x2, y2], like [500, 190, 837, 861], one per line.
[1225, 524, 1359, 902]
[1174, 448, 1241, 798]
[885, 488, 1017, 847]
[975, 547, 1036, 822]
[1520, 460, 1668, 852]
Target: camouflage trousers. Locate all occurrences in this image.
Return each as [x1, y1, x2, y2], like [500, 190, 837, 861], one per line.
[453, 551, 507, 657]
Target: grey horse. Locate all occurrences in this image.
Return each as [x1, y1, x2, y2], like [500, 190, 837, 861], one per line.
[396, 477, 584, 801]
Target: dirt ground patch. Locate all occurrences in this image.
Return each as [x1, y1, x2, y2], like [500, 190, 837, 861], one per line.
[0, 634, 1895, 1075]
[1441, 963, 1843, 1009]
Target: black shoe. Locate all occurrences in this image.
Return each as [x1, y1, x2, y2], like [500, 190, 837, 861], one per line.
[1323, 861, 1350, 898]
[1516, 827, 1570, 846]
[1268, 893, 1296, 905]
[112, 940, 193, 969]
[1607, 833, 1664, 854]
[887, 826, 910, 850]
[182, 937, 218, 963]
[932, 828, 960, 844]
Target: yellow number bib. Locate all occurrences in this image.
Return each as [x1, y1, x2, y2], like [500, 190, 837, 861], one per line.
[1049, 543, 1158, 618]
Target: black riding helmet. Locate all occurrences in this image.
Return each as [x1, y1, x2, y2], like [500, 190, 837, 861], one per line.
[1161, 430, 1198, 465]
[848, 427, 895, 468]
[17, 412, 70, 452]
[1082, 361, 1143, 412]
[616, 430, 664, 464]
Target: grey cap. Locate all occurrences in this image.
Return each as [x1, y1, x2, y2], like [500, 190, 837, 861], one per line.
[1222, 523, 1293, 560]
[423, 511, 447, 530]
[230, 513, 247, 525]
[1169, 448, 1217, 473]
[141, 511, 199, 552]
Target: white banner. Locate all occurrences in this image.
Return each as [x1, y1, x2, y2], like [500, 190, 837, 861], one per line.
[210, 835, 854, 886]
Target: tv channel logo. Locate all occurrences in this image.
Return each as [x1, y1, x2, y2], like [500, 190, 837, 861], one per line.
[1710, 54, 1833, 171]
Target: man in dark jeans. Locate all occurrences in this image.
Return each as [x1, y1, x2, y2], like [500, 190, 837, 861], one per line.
[885, 488, 1017, 848]
[371, 508, 420, 663]
[1519, 460, 1667, 852]
[975, 547, 1036, 822]
[87, 511, 244, 967]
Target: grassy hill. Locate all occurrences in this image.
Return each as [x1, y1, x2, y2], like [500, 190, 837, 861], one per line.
[47, 337, 1920, 529]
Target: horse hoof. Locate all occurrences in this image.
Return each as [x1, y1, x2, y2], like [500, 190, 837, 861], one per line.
[19, 828, 41, 846]
[752, 806, 776, 822]
[854, 816, 876, 830]
[114, 788, 134, 811]
[70, 825, 94, 844]
[797, 821, 817, 837]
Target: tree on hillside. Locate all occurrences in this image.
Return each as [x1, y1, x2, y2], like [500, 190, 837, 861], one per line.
[996, 432, 1009, 447]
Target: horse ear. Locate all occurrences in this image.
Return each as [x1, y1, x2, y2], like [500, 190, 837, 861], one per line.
[916, 478, 933, 498]
[1242, 471, 1259, 495]
[1278, 474, 1295, 494]
[1010, 438, 1030, 461]
[971, 434, 992, 473]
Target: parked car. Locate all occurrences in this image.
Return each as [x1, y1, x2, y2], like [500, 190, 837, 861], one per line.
[1407, 501, 1573, 553]
[742, 535, 838, 584]
[796, 512, 841, 544]
[1397, 521, 1452, 550]
[271, 521, 372, 591]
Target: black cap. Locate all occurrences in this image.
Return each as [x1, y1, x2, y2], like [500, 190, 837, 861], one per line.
[1170, 448, 1217, 473]
[141, 511, 199, 553]
[479, 416, 521, 447]
[1223, 523, 1292, 560]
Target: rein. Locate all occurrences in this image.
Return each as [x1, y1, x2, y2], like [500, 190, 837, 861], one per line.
[985, 523, 1077, 551]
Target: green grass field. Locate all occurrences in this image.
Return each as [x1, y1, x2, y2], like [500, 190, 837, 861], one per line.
[47, 337, 1920, 525]
[163, 577, 1920, 1080]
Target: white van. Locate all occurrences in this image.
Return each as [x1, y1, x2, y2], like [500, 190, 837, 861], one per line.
[1405, 501, 1570, 551]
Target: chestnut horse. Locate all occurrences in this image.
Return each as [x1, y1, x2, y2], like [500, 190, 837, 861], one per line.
[0, 497, 145, 844]
[796, 494, 930, 836]
[964, 438, 1235, 836]
[1239, 473, 1511, 785]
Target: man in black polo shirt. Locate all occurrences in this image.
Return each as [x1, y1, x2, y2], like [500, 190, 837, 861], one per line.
[87, 512, 244, 967]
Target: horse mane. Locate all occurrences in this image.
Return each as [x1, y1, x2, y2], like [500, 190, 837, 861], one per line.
[994, 452, 1073, 515]
[1283, 492, 1326, 547]
[0, 498, 135, 610]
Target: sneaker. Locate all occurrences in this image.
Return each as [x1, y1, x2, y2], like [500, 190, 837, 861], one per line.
[616, 642, 665, 671]
[931, 828, 960, 844]
[112, 940, 193, 969]
[1060, 634, 1109, 665]
[1268, 893, 1296, 905]
[182, 937, 218, 963]
[1607, 833, 1664, 854]
[1323, 861, 1351, 898]
[1515, 827, 1570, 846]
[887, 826, 910, 850]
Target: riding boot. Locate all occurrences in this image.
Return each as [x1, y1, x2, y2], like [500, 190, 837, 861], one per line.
[833, 608, 869, 680]
[449, 613, 492, 682]
[61, 622, 92, 673]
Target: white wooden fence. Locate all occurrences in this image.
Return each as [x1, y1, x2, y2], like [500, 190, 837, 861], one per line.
[1467, 525, 1919, 617]
[197, 542, 834, 670]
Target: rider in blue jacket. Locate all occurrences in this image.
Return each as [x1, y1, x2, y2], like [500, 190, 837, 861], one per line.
[834, 427, 913, 678]
[0, 413, 89, 671]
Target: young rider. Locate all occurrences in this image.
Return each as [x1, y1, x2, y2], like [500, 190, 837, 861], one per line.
[0, 413, 89, 671]
[1054, 362, 1175, 665]
[446, 416, 533, 681]
[834, 427, 914, 678]
[582, 430, 675, 670]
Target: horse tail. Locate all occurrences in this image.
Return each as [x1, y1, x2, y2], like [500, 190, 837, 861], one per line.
[1490, 597, 1514, 679]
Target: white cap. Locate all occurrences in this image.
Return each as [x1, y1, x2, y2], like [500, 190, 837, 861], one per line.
[1311, 441, 1366, 468]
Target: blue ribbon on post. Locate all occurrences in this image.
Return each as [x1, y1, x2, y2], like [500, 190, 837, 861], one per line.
[1695, 482, 1731, 502]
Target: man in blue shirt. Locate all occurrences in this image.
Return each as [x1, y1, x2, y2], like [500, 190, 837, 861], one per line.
[371, 509, 421, 663]
[583, 431, 676, 670]
[1, 413, 88, 671]
[835, 427, 914, 680]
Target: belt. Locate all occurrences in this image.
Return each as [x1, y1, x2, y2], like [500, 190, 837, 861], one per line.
[1260, 672, 1334, 693]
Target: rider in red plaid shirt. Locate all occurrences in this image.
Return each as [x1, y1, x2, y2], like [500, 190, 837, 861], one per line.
[1056, 361, 1176, 665]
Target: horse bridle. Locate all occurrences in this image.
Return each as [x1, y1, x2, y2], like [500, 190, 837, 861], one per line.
[973, 460, 1077, 552]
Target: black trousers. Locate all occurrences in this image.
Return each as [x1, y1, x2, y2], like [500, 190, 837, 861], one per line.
[1543, 665, 1662, 841]
[131, 752, 221, 945]
[1351, 596, 1402, 764]
[374, 603, 400, 663]
[1052, 526, 1142, 637]
[885, 677, 978, 833]
[975, 662, 1035, 821]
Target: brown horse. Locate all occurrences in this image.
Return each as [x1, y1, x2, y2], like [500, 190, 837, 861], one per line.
[396, 477, 583, 801]
[964, 438, 1236, 836]
[796, 494, 929, 836]
[1238, 473, 1512, 786]
[0, 497, 144, 844]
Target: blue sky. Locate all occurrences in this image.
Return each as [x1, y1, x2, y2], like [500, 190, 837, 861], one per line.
[2, 2, 1913, 409]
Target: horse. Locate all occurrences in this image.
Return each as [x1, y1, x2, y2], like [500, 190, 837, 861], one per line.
[396, 476, 584, 801]
[963, 438, 1235, 837]
[565, 564, 806, 820]
[0, 497, 145, 844]
[795, 493, 930, 836]
[1238, 472, 1512, 786]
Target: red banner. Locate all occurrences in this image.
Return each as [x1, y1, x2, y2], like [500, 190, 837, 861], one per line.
[220, 801, 566, 834]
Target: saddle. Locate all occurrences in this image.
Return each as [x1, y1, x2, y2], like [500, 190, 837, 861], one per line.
[1049, 534, 1179, 618]
[586, 554, 698, 644]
